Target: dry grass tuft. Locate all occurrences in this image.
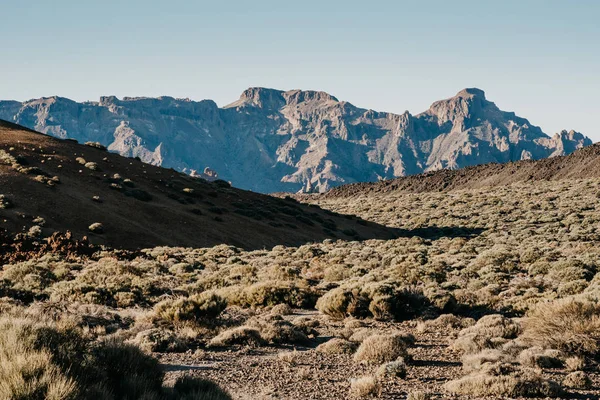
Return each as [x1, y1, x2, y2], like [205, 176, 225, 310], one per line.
[277, 350, 300, 365]
[517, 347, 563, 369]
[416, 314, 474, 333]
[375, 358, 407, 379]
[562, 371, 592, 389]
[316, 338, 358, 355]
[452, 314, 520, 354]
[406, 391, 431, 400]
[353, 333, 412, 364]
[349, 375, 380, 398]
[564, 356, 586, 371]
[208, 326, 265, 348]
[522, 298, 600, 358]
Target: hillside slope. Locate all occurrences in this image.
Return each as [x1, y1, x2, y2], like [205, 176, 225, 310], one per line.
[322, 142, 600, 198]
[0, 88, 591, 193]
[0, 120, 395, 250]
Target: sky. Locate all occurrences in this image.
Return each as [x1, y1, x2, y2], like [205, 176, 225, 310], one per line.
[1, 0, 599, 140]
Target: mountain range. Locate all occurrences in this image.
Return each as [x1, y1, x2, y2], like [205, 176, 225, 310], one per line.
[0, 88, 592, 193]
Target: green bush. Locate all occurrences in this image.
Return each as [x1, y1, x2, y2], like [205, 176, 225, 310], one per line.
[223, 281, 318, 309]
[317, 283, 430, 321]
[154, 293, 227, 324]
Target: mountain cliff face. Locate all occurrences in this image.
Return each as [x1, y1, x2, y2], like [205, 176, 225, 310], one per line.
[0, 88, 591, 193]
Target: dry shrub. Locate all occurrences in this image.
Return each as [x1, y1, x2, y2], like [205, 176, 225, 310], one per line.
[84, 142, 107, 151]
[154, 293, 227, 325]
[562, 371, 592, 389]
[423, 287, 457, 312]
[344, 318, 366, 329]
[0, 194, 13, 209]
[317, 284, 430, 321]
[316, 338, 357, 355]
[565, 356, 586, 371]
[316, 286, 369, 320]
[353, 333, 412, 364]
[349, 376, 380, 398]
[88, 223, 104, 233]
[0, 346, 77, 399]
[522, 298, 600, 357]
[461, 349, 511, 373]
[222, 281, 317, 309]
[247, 317, 308, 344]
[292, 316, 320, 336]
[0, 316, 84, 399]
[375, 358, 407, 378]
[444, 366, 562, 398]
[277, 350, 299, 365]
[130, 328, 186, 353]
[270, 303, 293, 316]
[208, 326, 264, 348]
[406, 391, 431, 400]
[452, 314, 520, 354]
[84, 162, 98, 171]
[416, 314, 474, 333]
[0, 315, 205, 399]
[517, 347, 563, 368]
[348, 328, 374, 343]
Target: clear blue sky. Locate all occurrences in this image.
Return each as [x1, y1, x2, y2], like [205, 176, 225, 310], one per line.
[1, 0, 598, 140]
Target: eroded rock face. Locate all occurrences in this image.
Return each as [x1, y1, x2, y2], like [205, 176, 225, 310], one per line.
[0, 88, 592, 193]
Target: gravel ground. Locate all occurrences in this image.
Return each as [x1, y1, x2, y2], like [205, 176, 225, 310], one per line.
[159, 311, 600, 399]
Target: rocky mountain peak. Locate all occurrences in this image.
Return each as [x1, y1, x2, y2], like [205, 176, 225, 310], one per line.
[455, 88, 486, 99]
[424, 88, 491, 127]
[282, 89, 339, 105]
[99, 96, 119, 106]
[227, 87, 286, 109]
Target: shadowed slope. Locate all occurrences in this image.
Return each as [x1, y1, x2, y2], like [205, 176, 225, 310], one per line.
[0, 120, 397, 250]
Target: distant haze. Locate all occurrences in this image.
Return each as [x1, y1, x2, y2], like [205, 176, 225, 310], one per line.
[1, 0, 598, 141]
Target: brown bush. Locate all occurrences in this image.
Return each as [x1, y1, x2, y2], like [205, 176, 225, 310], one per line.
[349, 376, 380, 398]
[522, 298, 600, 357]
[154, 293, 227, 325]
[353, 333, 412, 364]
[445, 367, 562, 398]
[316, 338, 357, 355]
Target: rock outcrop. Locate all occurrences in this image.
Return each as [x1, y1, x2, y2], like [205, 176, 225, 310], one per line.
[0, 88, 592, 193]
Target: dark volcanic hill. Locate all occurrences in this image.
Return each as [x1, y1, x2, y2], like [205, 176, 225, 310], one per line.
[0, 88, 591, 193]
[0, 120, 396, 250]
[321, 142, 600, 199]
